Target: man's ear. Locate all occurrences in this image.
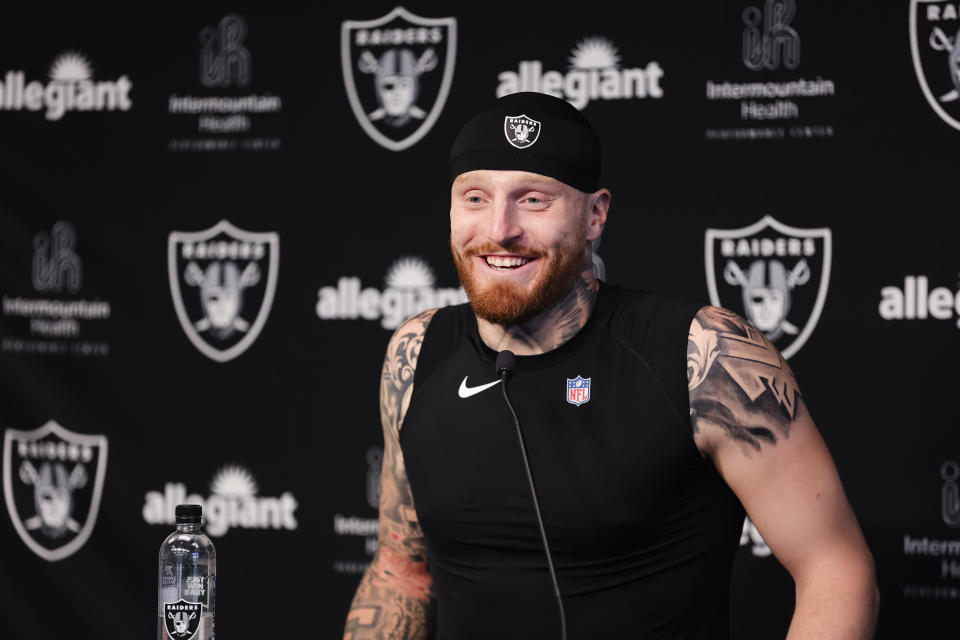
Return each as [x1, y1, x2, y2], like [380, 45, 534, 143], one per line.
[586, 188, 611, 241]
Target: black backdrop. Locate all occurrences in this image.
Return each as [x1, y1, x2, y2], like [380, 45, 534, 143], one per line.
[0, 3, 957, 638]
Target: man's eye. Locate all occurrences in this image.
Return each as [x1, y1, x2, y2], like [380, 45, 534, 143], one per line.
[525, 197, 541, 204]
[467, 195, 482, 204]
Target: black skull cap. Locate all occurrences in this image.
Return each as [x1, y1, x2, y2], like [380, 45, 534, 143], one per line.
[449, 91, 601, 193]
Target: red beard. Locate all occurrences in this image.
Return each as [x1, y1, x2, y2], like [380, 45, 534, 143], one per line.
[451, 234, 586, 326]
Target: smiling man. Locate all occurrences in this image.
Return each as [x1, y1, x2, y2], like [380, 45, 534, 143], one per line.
[343, 92, 878, 640]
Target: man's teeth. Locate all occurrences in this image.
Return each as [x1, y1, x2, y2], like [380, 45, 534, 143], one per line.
[485, 256, 532, 269]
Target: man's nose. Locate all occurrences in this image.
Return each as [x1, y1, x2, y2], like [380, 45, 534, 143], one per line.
[486, 199, 523, 246]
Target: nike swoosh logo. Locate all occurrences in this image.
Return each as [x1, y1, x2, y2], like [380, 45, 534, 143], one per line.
[458, 376, 502, 398]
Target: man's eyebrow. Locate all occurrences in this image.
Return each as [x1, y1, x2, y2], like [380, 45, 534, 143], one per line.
[508, 180, 566, 197]
[452, 176, 485, 189]
[518, 180, 561, 191]
[451, 176, 564, 193]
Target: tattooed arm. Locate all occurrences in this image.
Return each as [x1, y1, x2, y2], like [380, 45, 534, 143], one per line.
[343, 309, 438, 640]
[688, 306, 878, 639]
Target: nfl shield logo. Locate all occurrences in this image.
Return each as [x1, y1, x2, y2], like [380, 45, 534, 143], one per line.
[910, 0, 960, 131]
[3, 420, 108, 561]
[705, 215, 831, 360]
[567, 376, 591, 406]
[168, 219, 279, 363]
[341, 7, 457, 151]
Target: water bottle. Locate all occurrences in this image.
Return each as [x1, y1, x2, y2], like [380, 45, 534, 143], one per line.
[158, 504, 216, 640]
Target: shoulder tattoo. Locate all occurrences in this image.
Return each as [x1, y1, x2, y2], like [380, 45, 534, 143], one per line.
[380, 309, 436, 440]
[687, 306, 803, 452]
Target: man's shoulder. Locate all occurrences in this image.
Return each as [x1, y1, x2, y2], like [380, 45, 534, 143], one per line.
[599, 281, 704, 345]
[384, 308, 440, 358]
[382, 303, 472, 375]
[380, 305, 472, 435]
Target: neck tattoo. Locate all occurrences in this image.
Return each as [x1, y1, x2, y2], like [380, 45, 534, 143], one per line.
[477, 257, 599, 357]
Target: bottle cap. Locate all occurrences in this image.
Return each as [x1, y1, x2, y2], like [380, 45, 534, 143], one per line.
[175, 504, 202, 523]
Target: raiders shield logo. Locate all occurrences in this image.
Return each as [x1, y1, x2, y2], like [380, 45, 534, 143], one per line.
[911, 0, 960, 131]
[341, 6, 457, 151]
[705, 216, 832, 359]
[168, 219, 279, 363]
[504, 115, 541, 149]
[164, 600, 203, 640]
[3, 421, 108, 561]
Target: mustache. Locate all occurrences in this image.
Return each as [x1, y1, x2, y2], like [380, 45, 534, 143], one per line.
[460, 242, 548, 259]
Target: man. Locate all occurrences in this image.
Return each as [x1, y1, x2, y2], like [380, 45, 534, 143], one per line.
[344, 92, 878, 639]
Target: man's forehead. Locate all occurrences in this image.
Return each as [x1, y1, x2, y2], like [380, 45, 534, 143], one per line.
[453, 170, 569, 191]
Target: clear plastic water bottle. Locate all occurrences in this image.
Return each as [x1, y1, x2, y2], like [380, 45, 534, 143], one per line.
[158, 504, 216, 640]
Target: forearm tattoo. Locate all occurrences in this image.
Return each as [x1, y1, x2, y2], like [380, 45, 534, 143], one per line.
[687, 306, 803, 453]
[344, 309, 437, 640]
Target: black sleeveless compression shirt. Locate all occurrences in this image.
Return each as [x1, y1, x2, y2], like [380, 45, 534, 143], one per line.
[399, 283, 745, 639]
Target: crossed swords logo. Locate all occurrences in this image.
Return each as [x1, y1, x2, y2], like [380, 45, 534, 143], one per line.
[18, 458, 87, 535]
[357, 48, 438, 124]
[929, 24, 960, 102]
[183, 259, 260, 335]
[723, 258, 810, 336]
[167, 610, 198, 637]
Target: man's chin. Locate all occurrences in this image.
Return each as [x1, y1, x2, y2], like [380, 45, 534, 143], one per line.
[452, 239, 587, 327]
[465, 281, 549, 326]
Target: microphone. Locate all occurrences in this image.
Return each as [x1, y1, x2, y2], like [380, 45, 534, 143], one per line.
[496, 350, 516, 379]
[496, 349, 567, 640]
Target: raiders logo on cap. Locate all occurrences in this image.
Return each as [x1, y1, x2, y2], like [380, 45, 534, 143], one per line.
[503, 115, 541, 149]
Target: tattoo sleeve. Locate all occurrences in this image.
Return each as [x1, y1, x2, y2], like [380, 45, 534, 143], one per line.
[344, 309, 437, 640]
[687, 306, 803, 454]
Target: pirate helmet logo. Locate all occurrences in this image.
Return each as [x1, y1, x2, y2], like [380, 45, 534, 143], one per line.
[910, 0, 960, 131]
[705, 215, 832, 359]
[3, 421, 108, 561]
[168, 220, 279, 362]
[341, 7, 457, 151]
[732, 258, 810, 341]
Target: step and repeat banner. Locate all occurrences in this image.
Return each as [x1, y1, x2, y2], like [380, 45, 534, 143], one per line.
[0, 3, 956, 638]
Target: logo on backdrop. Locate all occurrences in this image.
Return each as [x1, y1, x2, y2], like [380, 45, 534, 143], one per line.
[333, 448, 383, 575]
[341, 6, 457, 151]
[496, 36, 664, 109]
[705, 215, 832, 359]
[168, 220, 279, 362]
[32, 221, 81, 293]
[705, 1, 837, 141]
[742, 0, 800, 70]
[1, 221, 111, 357]
[168, 13, 283, 152]
[944, 460, 960, 527]
[0, 51, 132, 120]
[143, 464, 298, 536]
[900, 459, 960, 599]
[910, 0, 960, 131]
[879, 274, 960, 329]
[163, 600, 202, 640]
[200, 13, 251, 88]
[3, 421, 108, 561]
[316, 256, 467, 330]
[504, 115, 541, 149]
[740, 517, 772, 557]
